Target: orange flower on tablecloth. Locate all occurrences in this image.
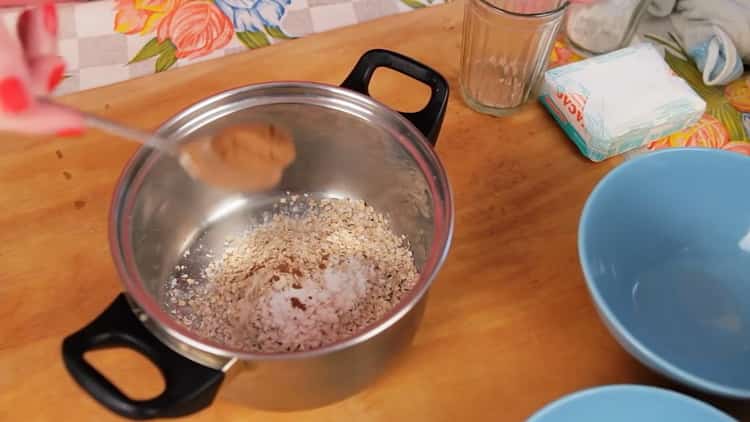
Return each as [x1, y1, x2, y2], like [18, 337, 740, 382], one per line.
[157, 0, 233, 59]
[548, 39, 583, 69]
[724, 77, 750, 113]
[115, 0, 175, 35]
[721, 141, 750, 156]
[647, 113, 730, 150]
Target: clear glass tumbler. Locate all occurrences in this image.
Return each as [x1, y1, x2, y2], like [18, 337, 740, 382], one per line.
[564, 0, 651, 56]
[459, 0, 568, 116]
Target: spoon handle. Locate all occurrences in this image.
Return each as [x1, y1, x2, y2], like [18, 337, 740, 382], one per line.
[40, 98, 179, 156]
[81, 112, 178, 155]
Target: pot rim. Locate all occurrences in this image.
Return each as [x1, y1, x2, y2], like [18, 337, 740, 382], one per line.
[108, 80, 455, 362]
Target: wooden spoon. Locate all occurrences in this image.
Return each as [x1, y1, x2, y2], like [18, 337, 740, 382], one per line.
[45, 99, 296, 192]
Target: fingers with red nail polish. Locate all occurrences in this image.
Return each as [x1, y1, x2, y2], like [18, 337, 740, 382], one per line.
[17, 5, 58, 64]
[18, 1, 62, 94]
[0, 101, 84, 135]
[27, 55, 66, 93]
[0, 19, 32, 114]
[0, 2, 81, 136]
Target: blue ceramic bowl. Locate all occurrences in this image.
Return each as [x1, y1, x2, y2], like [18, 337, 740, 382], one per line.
[579, 148, 750, 399]
[527, 385, 734, 422]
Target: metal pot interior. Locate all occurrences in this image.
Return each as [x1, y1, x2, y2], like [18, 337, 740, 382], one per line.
[110, 82, 453, 358]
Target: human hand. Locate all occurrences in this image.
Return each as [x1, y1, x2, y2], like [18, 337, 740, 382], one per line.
[0, 1, 83, 136]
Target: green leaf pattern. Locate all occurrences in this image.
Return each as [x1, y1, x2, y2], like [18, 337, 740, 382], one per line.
[265, 26, 295, 40]
[129, 38, 174, 64]
[401, 0, 427, 7]
[127, 37, 178, 73]
[155, 42, 178, 73]
[236, 31, 271, 49]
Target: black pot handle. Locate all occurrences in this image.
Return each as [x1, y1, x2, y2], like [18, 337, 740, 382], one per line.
[341, 49, 449, 146]
[61, 294, 224, 420]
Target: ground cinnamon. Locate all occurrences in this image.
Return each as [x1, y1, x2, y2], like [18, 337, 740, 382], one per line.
[179, 123, 296, 192]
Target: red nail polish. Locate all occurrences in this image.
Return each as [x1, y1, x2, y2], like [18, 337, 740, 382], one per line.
[0, 77, 30, 113]
[48, 64, 65, 91]
[56, 127, 84, 137]
[42, 2, 58, 36]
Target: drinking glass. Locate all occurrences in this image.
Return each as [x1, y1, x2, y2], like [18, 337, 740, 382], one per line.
[460, 0, 568, 116]
[565, 0, 652, 56]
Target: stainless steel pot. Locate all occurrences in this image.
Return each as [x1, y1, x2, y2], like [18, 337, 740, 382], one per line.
[62, 49, 453, 420]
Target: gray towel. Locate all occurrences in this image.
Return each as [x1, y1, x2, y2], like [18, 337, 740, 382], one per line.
[649, 0, 750, 85]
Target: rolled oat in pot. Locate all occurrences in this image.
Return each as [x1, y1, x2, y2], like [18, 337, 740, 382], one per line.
[167, 196, 419, 353]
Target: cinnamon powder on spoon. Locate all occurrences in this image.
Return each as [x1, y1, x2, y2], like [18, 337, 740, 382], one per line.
[179, 123, 296, 192]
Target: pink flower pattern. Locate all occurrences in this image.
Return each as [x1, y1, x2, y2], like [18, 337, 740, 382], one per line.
[156, 0, 233, 59]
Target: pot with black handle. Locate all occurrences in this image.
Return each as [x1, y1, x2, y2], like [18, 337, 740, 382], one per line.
[62, 49, 453, 419]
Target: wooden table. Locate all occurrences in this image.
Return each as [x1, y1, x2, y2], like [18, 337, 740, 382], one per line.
[1, 1, 748, 420]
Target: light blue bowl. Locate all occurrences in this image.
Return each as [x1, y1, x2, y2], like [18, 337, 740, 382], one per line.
[579, 148, 750, 399]
[527, 385, 734, 422]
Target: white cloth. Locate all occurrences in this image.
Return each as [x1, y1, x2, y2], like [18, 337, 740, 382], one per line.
[649, 0, 750, 85]
[648, 0, 675, 17]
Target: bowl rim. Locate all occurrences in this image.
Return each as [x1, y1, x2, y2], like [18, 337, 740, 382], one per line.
[526, 384, 734, 421]
[578, 147, 750, 399]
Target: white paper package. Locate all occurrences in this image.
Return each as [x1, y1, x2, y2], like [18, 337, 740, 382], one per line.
[538, 43, 707, 162]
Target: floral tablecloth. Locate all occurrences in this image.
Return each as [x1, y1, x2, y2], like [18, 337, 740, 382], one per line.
[0, 0, 442, 95]
[549, 15, 750, 158]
